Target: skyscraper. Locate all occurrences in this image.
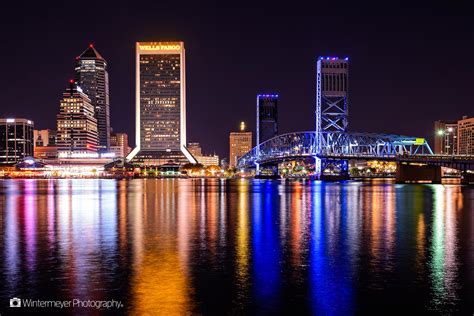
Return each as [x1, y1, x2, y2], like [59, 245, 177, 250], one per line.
[127, 42, 196, 165]
[229, 122, 252, 168]
[256, 94, 278, 145]
[0, 118, 34, 164]
[75, 44, 110, 152]
[316, 57, 349, 134]
[56, 80, 98, 156]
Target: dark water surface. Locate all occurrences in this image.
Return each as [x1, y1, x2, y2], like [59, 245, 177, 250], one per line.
[0, 179, 473, 315]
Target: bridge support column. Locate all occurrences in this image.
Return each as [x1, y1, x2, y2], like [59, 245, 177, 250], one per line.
[396, 162, 442, 184]
[461, 172, 474, 185]
[255, 162, 260, 175]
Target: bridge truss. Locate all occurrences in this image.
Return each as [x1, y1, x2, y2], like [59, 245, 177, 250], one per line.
[237, 131, 434, 169]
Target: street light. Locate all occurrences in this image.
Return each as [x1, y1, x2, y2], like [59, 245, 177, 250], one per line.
[437, 129, 445, 136]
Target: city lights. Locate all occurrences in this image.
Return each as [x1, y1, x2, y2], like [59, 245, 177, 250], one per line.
[0, 4, 473, 316]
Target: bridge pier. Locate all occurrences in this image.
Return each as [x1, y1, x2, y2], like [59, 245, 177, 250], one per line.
[461, 172, 474, 185]
[396, 162, 442, 184]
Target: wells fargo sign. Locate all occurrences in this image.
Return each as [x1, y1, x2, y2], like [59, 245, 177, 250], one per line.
[138, 43, 181, 51]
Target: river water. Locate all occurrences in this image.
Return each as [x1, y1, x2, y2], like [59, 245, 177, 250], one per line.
[0, 179, 473, 315]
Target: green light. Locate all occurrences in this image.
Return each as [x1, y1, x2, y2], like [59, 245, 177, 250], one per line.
[436, 129, 445, 136]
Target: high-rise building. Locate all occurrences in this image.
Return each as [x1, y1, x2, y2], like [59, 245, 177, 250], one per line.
[257, 94, 278, 145]
[110, 132, 130, 157]
[127, 42, 196, 165]
[0, 118, 34, 164]
[316, 57, 349, 134]
[75, 44, 110, 152]
[56, 80, 98, 156]
[434, 120, 458, 155]
[457, 116, 474, 155]
[229, 122, 252, 168]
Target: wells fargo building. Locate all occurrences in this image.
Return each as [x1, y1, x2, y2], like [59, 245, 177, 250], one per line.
[127, 42, 196, 165]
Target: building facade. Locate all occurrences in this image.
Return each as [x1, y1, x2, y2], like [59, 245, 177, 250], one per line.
[34, 129, 58, 159]
[110, 132, 130, 157]
[195, 154, 220, 167]
[127, 42, 195, 165]
[186, 142, 218, 166]
[34, 129, 57, 147]
[457, 116, 474, 155]
[229, 122, 252, 168]
[56, 81, 98, 157]
[257, 94, 278, 145]
[434, 120, 458, 155]
[0, 118, 34, 164]
[316, 57, 349, 134]
[187, 142, 202, 157]
[75, 44, 111, 152]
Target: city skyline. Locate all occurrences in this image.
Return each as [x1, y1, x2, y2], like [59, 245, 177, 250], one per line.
[1, 2, 474, 160]
[1, 3, 474, 314]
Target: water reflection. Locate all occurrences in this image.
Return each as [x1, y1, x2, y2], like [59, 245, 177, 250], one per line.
[0, 179, 472, 314]
[252, 181, 281, 313]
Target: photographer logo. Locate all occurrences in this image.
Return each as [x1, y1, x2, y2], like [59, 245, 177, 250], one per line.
[10, 297, 21, 308]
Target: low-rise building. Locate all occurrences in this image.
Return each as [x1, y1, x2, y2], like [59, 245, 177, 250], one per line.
[195, 154, 220, 167]
[110, 132, 130, 157]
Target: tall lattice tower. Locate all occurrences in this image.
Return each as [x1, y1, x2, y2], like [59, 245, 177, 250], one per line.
[316, 56, 349, 153]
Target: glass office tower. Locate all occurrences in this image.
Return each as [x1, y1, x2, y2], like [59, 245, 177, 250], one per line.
[75, 44, 110, 152]
[127, 42, 195, 165]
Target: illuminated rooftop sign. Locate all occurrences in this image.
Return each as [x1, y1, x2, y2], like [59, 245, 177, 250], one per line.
[138, 43, 181, 51]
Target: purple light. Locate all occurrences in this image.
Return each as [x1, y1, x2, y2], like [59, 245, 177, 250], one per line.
[257, 94, 279, 99]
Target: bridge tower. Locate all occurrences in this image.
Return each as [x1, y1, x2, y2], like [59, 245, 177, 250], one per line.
[315, 57, 349, 178]
[316, 57, 349, 137]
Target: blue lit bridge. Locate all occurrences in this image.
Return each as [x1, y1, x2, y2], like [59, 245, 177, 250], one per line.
[237, 131, 434, 167]
[236, 131, 474, 183]
[236, 56, 474, 183]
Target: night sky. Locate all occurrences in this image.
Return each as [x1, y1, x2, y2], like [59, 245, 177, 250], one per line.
[1, 1, 473, 159]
